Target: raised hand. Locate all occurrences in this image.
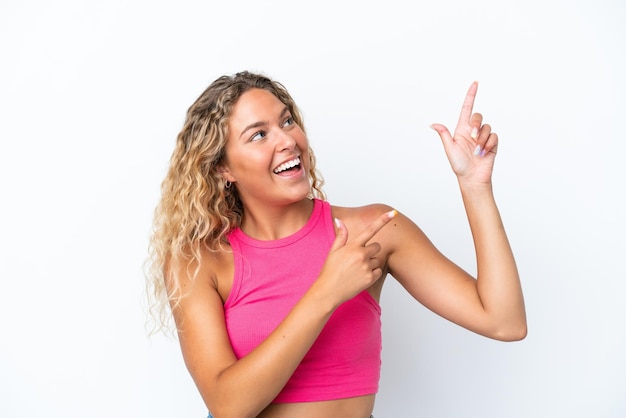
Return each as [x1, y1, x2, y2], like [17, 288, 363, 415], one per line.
[431, 82, 498, 184]
[316, 209, 396, 306]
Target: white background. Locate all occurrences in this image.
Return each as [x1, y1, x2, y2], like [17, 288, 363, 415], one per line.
[1, 1, 624, 417]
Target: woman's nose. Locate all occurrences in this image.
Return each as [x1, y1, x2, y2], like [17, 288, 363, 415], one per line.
[274, 129, 296, 151]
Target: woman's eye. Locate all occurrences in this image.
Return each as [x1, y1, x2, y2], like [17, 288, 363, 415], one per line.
[283, 116, 294, 127]
[250, 131, 266, 142]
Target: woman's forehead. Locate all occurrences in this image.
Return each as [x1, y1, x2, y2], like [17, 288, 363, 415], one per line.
[229, 89, 286, 129]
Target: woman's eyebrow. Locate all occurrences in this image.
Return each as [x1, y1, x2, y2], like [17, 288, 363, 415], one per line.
[239, 120, 267, 139]
[238, 106, 290, 139]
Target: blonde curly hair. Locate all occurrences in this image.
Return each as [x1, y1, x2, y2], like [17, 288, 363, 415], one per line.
[145, 71, 326, 335]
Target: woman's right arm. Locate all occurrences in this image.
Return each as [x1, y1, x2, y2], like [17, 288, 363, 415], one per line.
[172, 255, 334, 418]
[170, 210, 395, 418]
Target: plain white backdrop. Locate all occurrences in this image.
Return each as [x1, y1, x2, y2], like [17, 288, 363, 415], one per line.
[1, 0, 624, 417]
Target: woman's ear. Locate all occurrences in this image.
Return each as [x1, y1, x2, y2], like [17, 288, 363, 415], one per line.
[216, 163, 235, 184]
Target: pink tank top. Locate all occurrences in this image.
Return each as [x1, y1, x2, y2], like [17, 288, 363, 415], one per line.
[225, 199, 382, 402]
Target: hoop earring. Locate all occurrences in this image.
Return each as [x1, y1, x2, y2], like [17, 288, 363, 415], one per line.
[225, 180, 232, 189]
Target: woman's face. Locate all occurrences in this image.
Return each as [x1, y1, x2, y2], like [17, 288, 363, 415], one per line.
[220, 88, 311, 208]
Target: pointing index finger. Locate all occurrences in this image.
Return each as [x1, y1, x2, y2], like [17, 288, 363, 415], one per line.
[357, 209, 397, 246]
[457, 81, 479, 126]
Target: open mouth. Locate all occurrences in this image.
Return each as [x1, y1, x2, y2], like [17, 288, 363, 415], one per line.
[273, 157, 302, 174]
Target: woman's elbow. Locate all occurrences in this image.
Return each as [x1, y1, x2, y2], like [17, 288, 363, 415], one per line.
[493, 322, 528, 342]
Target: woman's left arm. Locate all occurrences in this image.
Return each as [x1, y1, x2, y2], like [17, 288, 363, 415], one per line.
[386, 82, 526, 341]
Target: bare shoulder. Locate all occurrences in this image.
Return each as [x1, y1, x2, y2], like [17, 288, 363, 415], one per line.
[330, 202, 402, 247]
[165, 242, 235, 310]
[196, 243, 235, 304]
[209, 244, 235, 303]
[331, 202, 429, 250]
[331, 202, 395, 228]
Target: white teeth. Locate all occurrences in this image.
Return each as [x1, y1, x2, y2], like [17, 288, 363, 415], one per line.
[273, 157, 301, 174]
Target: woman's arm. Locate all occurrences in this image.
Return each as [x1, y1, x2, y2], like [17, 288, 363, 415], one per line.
[170, 210, 396, 418]
[385, 82, 526, 341]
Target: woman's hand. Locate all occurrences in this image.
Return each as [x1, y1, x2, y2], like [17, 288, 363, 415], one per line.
[431, 82, 498, 185]
[315, 209, 396, 307]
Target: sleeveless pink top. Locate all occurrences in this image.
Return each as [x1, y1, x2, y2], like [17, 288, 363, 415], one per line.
[225, 199, 382, 402]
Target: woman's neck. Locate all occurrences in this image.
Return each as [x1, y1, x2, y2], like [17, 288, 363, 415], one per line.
[239, 198, 315, 241]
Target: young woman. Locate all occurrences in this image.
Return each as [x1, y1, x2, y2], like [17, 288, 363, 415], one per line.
[146, 71, 526, 418]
